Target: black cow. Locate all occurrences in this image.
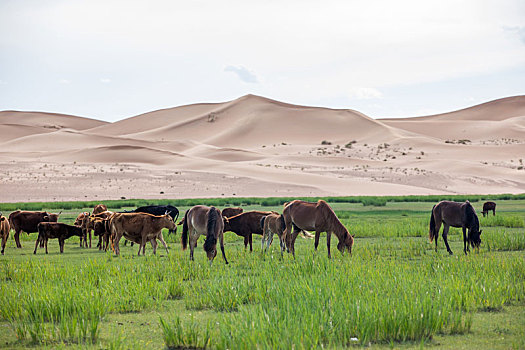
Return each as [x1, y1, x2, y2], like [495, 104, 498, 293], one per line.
[131, 205, 180, 235]
[34, 222, 83, 254]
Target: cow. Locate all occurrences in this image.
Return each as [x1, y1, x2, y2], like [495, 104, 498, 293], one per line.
[81, 211, 114, 249]
[34, 222, 83, 254]
[1, 212, 10, 255]
[92, 204, 108, 215]
[91, 217, 112, 251]
[74, 212, 90, 247]
[109, 212, 176, 255]
[222, 207, 244, 218]
[8, 210, 61, 248]
[222, 211, 276, 252]
[129, 205, 180, 235]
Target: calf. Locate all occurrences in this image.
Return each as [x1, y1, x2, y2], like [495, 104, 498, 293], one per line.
[9, 210, 61, 248]
[223, 211, 276, 251]
[92, 218, 111, 251]
[34, 222, 83, 254]
[261, 213, 286, 254]
[81, 211, 114, 248]
[109, 212, 176, 255]
[74, 212, 90, 247]
[1, 213, 10, 255]
[92, 204, 108, 215]
[130, 205, 180, 235]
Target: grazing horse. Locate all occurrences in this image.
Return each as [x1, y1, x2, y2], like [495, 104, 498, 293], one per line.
[260, 213, 286, 255]
[429, 200, 482, 255]
[1, 212, 10, 255]
[482, 201, 496, 217]
[282, 200, 354, 258]
[181, 205, 228, 265]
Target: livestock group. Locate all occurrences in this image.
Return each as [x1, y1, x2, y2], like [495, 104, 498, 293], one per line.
[0, 200, 493, 262]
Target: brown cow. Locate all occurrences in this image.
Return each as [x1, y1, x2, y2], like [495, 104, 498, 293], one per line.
[8, 210, 61, 248]
[222, 207, 244, 218]
[81, 211, 114, 248]
[109, 212, 175, 255]
[34, 222, 84, 254]
[1, 212, 10, 255]
[74, 212, 90, 247]
[92, 204, 108, 215]
[91, 217, 111, 251]
[223, 211, 276, 251]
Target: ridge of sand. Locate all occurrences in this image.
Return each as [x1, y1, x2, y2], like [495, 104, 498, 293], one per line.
[0, 95, 524, 201]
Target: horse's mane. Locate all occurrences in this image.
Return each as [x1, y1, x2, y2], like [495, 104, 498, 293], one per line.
[464, 201, 479, 230]
[203, 207, 218, 253]
[318, 200, 350, 241]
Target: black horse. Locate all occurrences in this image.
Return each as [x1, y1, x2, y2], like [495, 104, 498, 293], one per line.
[429, 200, 482, 255]
[482, 201, 496, 217]
[130, 205, 180, 235]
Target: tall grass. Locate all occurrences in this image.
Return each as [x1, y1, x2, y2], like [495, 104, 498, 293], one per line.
[481, 215, 524, 228]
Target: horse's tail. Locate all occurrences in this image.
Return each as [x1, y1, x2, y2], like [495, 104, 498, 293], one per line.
[203, 207, 218, 253]
[181, 210, 189, 250]
[429, 205, 437, 242]
[260, 216, 266, 232]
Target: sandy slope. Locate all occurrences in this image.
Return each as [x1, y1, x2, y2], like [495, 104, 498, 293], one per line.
[0, 95, 524, 202]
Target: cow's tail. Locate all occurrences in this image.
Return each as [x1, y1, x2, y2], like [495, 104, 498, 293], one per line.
[429, 205, 437, 242]
[182, 210, 189, 250]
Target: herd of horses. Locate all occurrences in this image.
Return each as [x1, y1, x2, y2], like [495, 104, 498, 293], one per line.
[0, 199, 496, 263]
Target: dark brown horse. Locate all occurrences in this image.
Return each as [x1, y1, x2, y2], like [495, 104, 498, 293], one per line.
[182, 205, 228, 265]
[282, 200, 354, 258]
[482, 201, 496, 217]
[429, 200, 482, 255]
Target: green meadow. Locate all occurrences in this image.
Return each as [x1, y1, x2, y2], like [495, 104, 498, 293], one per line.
[0, 197, 524, 349]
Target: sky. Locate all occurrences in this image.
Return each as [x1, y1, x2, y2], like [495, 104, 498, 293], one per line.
[1, 0, 524, 122]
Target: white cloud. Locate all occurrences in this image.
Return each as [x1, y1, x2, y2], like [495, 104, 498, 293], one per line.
[59, 79, 70, 84]
[348, 87, 383, 100]
[100, 78, 111, 84]
[224, 66, 258, 83]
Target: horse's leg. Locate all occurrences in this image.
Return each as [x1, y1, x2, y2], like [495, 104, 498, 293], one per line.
[45, 239, 49, 254]
[492, 209, 495, 216]
[267, 230, 274, 252]
[314, 230, 321, 250]
[189, 236, 196, 261]
[462, 226, 468, 255]
[290, 225, 301, 258]
[219, 233, 228, 264]
[326, 231, 332, 259]
[434, 218, 442, 252]
[89, 230, 92, 248]
[442, 224, 453, 255]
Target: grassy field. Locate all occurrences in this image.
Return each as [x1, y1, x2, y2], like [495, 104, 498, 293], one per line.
[0, 198, 524, 349]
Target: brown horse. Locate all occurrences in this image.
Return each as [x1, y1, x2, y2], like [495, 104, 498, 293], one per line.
[482, 201, 496, 217]
[260, 213, 286, 255]
[429, 200, 482, 255]
[181, 205, 228, 265]
[283, 200, 354, 258]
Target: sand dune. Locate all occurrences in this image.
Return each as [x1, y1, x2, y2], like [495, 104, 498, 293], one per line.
[0, 95, 524, 202]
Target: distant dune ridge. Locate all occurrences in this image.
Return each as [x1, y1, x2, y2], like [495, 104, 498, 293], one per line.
[0, 95, 524, 202]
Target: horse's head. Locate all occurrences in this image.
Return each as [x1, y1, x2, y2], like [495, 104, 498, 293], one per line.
[337, 234, 355, 255]
[469, 229, 482, 248]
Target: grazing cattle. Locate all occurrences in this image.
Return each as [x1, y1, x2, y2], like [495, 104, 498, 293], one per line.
[74, 212, 90, 247]
[130, 205, 180, 235]
[283, 200, 354, 258]
[260, 213, 286, 255]
[8, 210, 61, 248]
[222, 207, 244, 218]
[482, 201, 496, 217]
[430, 200, 482, 255]
[181, 205, 227, 265]
[223, 211, 277, 252]
[92, 218, 111, 251]
[109, 212, 175, 255]
[1, 212, 10, 255]
[34, 222, 83, 254]
[92, 204, 108, 215]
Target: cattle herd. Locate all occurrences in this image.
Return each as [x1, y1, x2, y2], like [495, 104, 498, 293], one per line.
[0, 199, 494, 262]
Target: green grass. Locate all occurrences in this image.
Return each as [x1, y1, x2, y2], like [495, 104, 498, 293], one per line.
[0, 198, 524, 349]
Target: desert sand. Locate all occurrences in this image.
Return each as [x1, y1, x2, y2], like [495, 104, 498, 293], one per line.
[0, 95, 524, 202]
